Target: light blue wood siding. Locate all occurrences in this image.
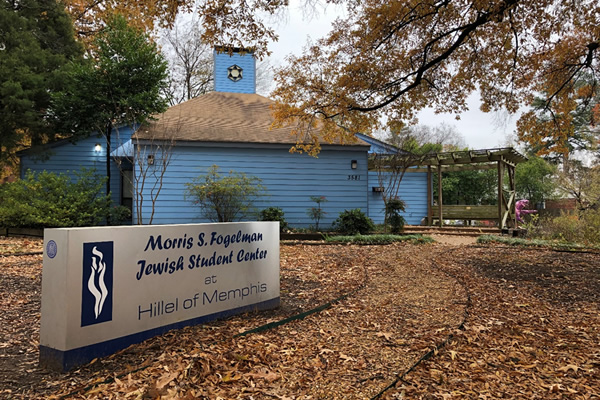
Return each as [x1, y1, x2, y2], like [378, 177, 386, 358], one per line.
[134, 144, 369, 228]
[367, 170, 428, 225]
[19, 126, 136, 206]
[213, 50, 256, 94]
[19, 128, 430, 227]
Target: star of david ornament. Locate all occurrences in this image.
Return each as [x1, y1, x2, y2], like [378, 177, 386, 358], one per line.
[227, 65, 243, 82]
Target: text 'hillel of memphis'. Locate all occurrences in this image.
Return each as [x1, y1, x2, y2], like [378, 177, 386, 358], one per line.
[137, 281, 269, 320]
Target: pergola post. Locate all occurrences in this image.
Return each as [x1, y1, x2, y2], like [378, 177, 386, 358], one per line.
[427, 165, 432, 226]
[437, 164, 443, 228]
[507, 164, 517, 228]
[498, 160, 505, 229]
[499, 160, 518, 230]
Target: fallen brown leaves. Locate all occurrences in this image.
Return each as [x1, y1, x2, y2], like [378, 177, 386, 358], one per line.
[0, 238, 44, 399]
[394, 246, 600, 399]
[0, 237, 42, 256]
[1, 237, 599, 399]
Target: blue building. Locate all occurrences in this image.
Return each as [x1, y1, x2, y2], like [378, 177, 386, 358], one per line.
[19, 47, 429, 228]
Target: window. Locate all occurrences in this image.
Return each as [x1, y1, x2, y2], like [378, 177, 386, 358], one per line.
[121, 169, 133, 211]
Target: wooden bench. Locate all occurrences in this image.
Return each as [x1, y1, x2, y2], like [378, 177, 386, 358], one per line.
[430, 205, 498, 221]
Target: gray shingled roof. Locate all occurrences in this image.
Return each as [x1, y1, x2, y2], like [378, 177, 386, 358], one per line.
[134, 91, 369, 147]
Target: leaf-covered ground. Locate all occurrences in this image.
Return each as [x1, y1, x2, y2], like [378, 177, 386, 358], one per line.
[396, 245, 600, 399]
[0, 237, 598, 399]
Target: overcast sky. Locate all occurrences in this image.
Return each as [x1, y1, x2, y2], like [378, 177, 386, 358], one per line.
[264, 2, 520, 151]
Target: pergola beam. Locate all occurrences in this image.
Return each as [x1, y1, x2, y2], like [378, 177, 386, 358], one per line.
[419, 155, 517, 167]
[416, 148, 525, 168]
[402, 163, 498, 173]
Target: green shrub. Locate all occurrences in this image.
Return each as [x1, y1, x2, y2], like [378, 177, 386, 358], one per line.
[109, 205, 132, 226]
[184, 165, 267, 222]
[260, 207, 288, 231]
[0, 169, 126, 228]
[524, 209, 600, 246]
[476, 235, 598, 251]
[581, 208, 600, 244]
[326, 233, 433, 245]
[385, 198, 406, 233]
[541, 213, 581, 242]
[332, 208, 374, 235]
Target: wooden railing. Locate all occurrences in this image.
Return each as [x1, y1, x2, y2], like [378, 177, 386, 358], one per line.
[430, 205, 498, 221]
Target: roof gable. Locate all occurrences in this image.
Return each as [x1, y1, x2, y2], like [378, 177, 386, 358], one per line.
[354, 133, 408, 154]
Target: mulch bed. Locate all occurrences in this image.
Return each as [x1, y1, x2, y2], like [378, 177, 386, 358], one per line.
[0, 237, 598, 399]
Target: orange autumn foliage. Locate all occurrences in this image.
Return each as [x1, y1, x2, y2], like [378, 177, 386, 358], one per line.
[62, 0, 192, 41]
[265, 1, 600, 155]
[60, 1, 599, 157]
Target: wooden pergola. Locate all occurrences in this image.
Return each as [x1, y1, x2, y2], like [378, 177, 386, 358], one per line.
[417, 148, 528, 229]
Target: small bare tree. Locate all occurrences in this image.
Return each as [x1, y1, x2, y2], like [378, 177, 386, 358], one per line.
[371, 151, 422, 207]
[370, 123, 443, 228]
[379, 123, 465, 151]
[256, 58, 275, 95]
[111, 119, 178, 225]
[557, 161, 600, 212]
[372, 122, 467, 205]
[371, 125, 433, 203]
[132, 139, 175, 225]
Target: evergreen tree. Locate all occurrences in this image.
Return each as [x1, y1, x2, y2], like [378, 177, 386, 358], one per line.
[0, 0, 82, 169]
[51, 14, 169, 196]
[515, 156, 558, 206]
[52, 14, 169, 139]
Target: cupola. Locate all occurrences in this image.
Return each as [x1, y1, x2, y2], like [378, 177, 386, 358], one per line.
[213, 46, 256, 94]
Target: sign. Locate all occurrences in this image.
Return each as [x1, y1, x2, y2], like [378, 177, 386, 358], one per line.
[39, 222, 279, 371]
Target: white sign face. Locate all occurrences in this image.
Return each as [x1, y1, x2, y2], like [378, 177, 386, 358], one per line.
[40, 222, 279, 371]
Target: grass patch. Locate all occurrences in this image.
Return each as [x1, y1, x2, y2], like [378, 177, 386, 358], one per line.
[325, 233, 434, 245]
[477, 235, 600, 251]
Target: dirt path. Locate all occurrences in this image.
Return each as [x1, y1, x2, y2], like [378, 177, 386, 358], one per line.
[428, 234, 478, 246]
